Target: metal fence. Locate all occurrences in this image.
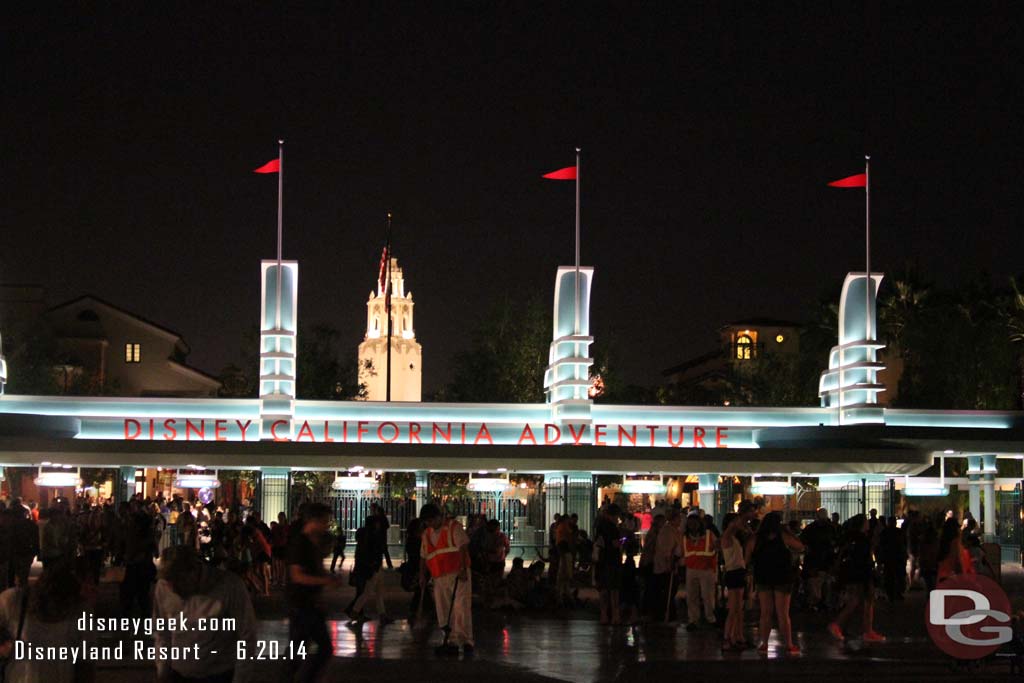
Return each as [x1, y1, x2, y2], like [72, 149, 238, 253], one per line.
[996, 482, 1022, 565]
[284, 476, 545, 548]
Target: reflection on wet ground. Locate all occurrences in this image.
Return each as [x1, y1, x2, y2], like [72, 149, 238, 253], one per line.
[253, 609, 921, 683]
[81, 563, 1024, 681]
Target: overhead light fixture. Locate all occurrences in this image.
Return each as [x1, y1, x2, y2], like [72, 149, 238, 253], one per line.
[467, 475, 510, 493]
[904, 485, 949, 497]
[751, 477, 795, 496]
[174, 471, 220, 489]
[622, 476, 666, 495]
[35, 466, 81, 488]
[332, 472, 377, 491]
[497, 467, 508, 472]
[943, 449, 955, 455]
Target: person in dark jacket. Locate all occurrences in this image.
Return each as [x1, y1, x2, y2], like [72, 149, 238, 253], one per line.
[878, 516, 908, 602]
[828, 514, 885, 642]
[345, 518, 389, 622]
[404, 517, 425, 623]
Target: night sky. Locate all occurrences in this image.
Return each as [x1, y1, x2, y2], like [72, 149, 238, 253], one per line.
[3, 5, 1022, 392]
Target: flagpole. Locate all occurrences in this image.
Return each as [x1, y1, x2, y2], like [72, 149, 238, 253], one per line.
[574, 147, 581, 337]
[385, 212, 393, 403]
[275, 140, 284, 331]
[865, 155, 871, 343]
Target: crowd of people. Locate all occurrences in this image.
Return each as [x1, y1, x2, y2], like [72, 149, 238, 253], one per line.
[0, 489, 1007, 681]
[0, 493, 286, 605]
[406, 499, 1000, 656]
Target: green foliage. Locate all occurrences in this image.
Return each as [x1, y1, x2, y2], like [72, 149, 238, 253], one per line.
[4, 321, 119, 396]
[439, 295, 549, 403]
[3, 321, 60, 395]
[296, 324, 366, 400]
[591, 333, 659, 404]
[218, 323, 365, 400]
[886, 276, 1017, 409]
[429, 473, 469, 500]
[385, 472, 416, 496]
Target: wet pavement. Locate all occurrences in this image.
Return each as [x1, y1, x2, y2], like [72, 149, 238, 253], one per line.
[36, 561, 1024, 681]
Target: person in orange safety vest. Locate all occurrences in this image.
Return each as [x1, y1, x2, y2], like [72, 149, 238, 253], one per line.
[683, 510, 719, 630]
[419, 503, 474, 655]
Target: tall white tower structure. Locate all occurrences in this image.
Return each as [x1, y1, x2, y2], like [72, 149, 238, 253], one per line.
[358, 258, 422, 401]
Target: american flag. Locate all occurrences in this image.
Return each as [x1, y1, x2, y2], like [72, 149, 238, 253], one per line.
[377, 246, 390, 310]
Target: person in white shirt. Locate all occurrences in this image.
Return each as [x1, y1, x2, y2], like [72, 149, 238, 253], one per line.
[153, 545, 256, 683]
[652, 510, 682, 622]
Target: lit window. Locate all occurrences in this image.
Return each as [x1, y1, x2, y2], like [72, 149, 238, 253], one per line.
[736, 335, 752, 360]
[776, 334, 785, 343]
[125, 343, 141, 363]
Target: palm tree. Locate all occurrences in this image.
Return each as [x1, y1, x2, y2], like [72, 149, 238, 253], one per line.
[1006, 277, 1024, 408]
[880, 279, 929, 359]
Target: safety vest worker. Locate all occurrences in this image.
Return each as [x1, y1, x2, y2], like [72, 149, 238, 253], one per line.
[419, 504, 474, 655]
[424, 519, 464, 578]
[684, 530, 717, 572]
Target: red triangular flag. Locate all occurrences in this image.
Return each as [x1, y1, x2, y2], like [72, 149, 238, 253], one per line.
[828, 173, 866, 188]
[254, 159, 280, 174]
[543, 166, 577, 180]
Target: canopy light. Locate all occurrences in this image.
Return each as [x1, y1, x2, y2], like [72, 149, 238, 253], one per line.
[750, 481, 795, 496]
[332, 474, 378, 491]
[174, 472, 220, 489]
[467, 476, 510, 493]
[35, 468, 81, 488]
[622, 479, 666, 495]
[904, 485, 950, 497]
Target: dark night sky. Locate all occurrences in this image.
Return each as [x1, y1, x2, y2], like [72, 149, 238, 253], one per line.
[3, 4, 1022, 392]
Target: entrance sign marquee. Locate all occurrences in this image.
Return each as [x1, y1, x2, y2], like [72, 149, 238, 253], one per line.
[120, 418, 737, 448]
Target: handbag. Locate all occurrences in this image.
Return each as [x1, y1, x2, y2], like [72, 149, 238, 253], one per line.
[0, 588, 29, 683]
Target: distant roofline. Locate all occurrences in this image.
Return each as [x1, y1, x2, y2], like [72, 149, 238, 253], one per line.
[662, 349, 722, 377]
[48, 294, 190, 353]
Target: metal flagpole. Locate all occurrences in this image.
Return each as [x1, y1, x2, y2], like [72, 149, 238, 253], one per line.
[865, 155, 871, 343]
[275, 140, 284, 331]
[574, 148, 581, 337]
[385, 212, 393, 402]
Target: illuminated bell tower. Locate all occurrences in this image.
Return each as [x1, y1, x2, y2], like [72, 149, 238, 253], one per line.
[358, 258, 422, 401]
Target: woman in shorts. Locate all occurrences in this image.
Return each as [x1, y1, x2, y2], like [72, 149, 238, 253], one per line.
[746, 511, 804, 655]
[720, 512, 749, 650]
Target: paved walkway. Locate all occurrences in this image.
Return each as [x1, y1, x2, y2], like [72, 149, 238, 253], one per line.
[73, 561, 1022, 682]
[16, 558, 1022, 681]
